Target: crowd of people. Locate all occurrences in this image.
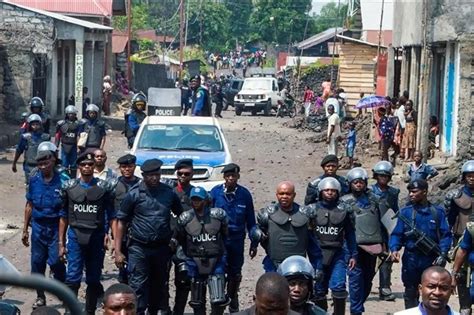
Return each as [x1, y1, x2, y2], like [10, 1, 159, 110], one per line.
[208, 49, 267, 73]
[5, 90, 474, 315]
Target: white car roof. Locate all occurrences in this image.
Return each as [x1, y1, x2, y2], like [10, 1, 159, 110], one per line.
[244, 77, 274, 81]
[143, 115, 221, 127]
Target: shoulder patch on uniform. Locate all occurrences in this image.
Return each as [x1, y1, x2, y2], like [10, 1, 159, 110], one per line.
[178, 210, 194, 226]
[210, 207, 227, 221]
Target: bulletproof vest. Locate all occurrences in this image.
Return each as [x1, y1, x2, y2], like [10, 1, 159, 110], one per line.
[314, 203, 347, 248]
[192, 87, 212, 116]
[184, 209, 224, 258]
[126, 110, 146, 138]
[173, 185, 193, 212]
[342, 194, 383, 245]
[114, 177, 139, 210]
[59, 120, 80, 145]
[24, 133, 50, 165]
[66, 180, 106, 230]
[84, 120, 105, 148]
[453, 190, 474, 236]
[385, 187, 400, 211]
[267, 207, 309, 265]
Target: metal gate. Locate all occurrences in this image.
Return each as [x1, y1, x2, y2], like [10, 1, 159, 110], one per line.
[32, 53, 47, 101]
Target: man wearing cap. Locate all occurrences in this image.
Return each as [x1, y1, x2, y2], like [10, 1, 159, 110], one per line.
[114, 154, 140, 284]
[59, 152, 117, 314]
[304, 154, 349, 205]
[390, 179, 452, 309]
[190, 75, 212, 117]
[115, 158, 183, 315]
[22, 150, 66, 309]
[210, 163, 257, 313]
[170, 158, 195, 315]
[173, 186, 229, 315]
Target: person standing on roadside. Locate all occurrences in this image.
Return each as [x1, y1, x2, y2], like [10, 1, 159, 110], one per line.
[210, 163, 258, 313]
[321, 78, 331, 101]
[326, 105, 341, 156]
[394, 266, 459, 315]
[190, 75, 212, 117]
[303, 85, 314, 117]
[113, 154, 140, 284]
[304, 154, 349, 205]
[114, 159, 183, 315]
[59, 152, 116, 315]
[22, 150, 66, 309]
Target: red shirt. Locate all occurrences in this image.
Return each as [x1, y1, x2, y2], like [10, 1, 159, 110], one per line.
[303, 90, 314, 102]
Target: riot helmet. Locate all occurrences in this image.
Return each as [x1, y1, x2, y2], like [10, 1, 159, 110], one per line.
[462, 160, 474, 180]
[318, 177, 341, 193]
[372, 161, 394, 177]
[64, 105, 78, 115]
[27, 114, 42, 124]
[132, 93, 147, 111]
[38, 141, 58, 153]
[86, 104, 100, 113]
[277, 255, 314, 281]
[347, 167, 369, 183]
[30, 97, 44, 112]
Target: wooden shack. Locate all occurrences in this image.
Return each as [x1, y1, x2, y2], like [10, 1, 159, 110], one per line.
[336, 35, 387, 116]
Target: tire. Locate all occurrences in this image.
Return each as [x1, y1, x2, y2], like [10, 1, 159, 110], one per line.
[263, 100, 271, 116]
[235, 107, 242, 116]
[251, 110, 257, 116]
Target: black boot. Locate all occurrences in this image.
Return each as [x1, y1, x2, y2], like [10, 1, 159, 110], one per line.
[189, 279, 206, 315]
[379, 260, 396, 301]
[227, 274, 242, 313]
[403, 287, 419, 309]
[64, 284, 80, 314]
[312, 297, 328, 311]
[333, 298, 346, 315]
[85, 284, 100, 315]
[173, 276, 190, 315]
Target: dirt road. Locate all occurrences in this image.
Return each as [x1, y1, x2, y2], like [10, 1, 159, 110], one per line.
[0, 110, 460, 314]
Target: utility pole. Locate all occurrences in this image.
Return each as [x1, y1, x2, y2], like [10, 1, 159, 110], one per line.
[127, 0, 132, 83]
[179, 0, 185, 80]
[184, 0, 189, 46]
[330, 0, 341, 84]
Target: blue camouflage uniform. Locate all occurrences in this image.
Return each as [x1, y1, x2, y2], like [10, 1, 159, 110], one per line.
[117, 181, 183, 315]
[304, 174, 349, 205]
[27, 171, 66, 295]
[389, 203, 452, 308]
[458, 228, 474, 302]
[191, 87, 211, 116]
[16, 131, 50, 183]
[407, 163, 439, 182]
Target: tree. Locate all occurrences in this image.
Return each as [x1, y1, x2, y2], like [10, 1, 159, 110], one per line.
[249, 0, 312, 45]
[224, 0, 252, 44]
[311, 2, 348, 35]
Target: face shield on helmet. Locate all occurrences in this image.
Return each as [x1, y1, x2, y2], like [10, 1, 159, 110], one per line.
[347, 167, 369, 183]
[277, 255, 315, 281]
[132, 93, 147, 111]
[37, 141, 58, 153]
[372, 161, 394, 177]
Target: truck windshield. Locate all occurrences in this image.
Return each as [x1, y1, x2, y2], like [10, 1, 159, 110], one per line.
[137, 124, 224, 152]
[241, 79, 271, 90]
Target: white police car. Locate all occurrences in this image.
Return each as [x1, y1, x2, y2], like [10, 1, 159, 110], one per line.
[130, 115, 232, 191]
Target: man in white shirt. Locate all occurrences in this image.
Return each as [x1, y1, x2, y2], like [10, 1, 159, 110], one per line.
[394, 266, 459, 315]
[326, 105, 341, 156]
[93, 149, 117, 180]
[324, 97, 339, 117]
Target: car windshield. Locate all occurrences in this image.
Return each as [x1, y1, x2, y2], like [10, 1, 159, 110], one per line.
[137, 124, 224, 152]
[241, 79, 271, 90]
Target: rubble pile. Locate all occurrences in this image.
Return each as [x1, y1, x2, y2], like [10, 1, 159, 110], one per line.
[288, 65, 338, 98]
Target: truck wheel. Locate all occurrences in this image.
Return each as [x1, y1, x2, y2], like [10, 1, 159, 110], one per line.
[263, 99, 271, 116]
[235, 107, 242, 116]
[251, 110, 257, 116]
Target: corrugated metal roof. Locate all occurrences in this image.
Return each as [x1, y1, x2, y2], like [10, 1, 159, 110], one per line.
[5, 1, 113, 30]
[112, 30, 128, 53]
[336, 34, 387, 48]
[7, 0, 113, 17]
[296, 27, 345, 50]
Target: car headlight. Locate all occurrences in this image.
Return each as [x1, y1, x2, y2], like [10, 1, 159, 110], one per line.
[208, 166, 225, 181]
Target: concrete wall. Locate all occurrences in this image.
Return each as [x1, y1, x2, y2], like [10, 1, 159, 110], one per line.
[392, 0, 422, 47]
[0, 2, 55, 120]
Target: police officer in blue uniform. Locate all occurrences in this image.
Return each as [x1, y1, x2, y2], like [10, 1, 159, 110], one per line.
[59, 152, 116, 315]
[304, 155, 349, 205]
[190, 75, 212, 117]
[210, 163, 257, 313]
[389, 179, 452, 309]
[452, 224, 474, 313]
[170, 158, 195, 315]
[31, 141, 70, 183]
[22, 150, 66, 309]
[115, 158, 183, 315]
[343, 167, 386, 315]
[28, 97, 51, 133]
[371, 160, 399, 301]
[445, 160, 474, 314]
[12, 114, 50, 184]
[174, 187, 229, 315]
[125, 93, 147, 148]
[80, 104, 106, 153]
[311, 177, 357, 315]
[253, 181, 323, 275]
[55, 105, 83, 178]
[114, 154, 140, 284]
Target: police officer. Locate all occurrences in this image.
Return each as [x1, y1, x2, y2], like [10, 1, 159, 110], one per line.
[12, 114, 50, 183]
[371, 160, 399, 301]
[22, 150, 66, 309]
[173, 187, 229, 315]
[445, 160, 474, 314]
[115, 159, 183, 315]
[452, 224, 474, 314]
[29, 97, 51, 133]
[214, 83, 224, 118]
[253, 181, 323, 275]
[80, 104, 106, 153]
[181, 79, 192, 116]
[59, 152, 116, 314]
[343, 167, 386, 315]
[277, 255, 328, 315]
[311, 177, 357, 314]
[170, 158, 195, 315]
[31, 141, 70, 183]
[304, 154, 349, 205]
[125, 93, 147, 148]
[55, 105, 83, 178]
[389, 179, 452, 309]
[210, 163, 257, 313]
[114, 154, 140, 284]
[190, 75, 212, 117]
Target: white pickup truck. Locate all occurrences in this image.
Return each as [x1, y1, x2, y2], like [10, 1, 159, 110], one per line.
[233, 77, 282, 116]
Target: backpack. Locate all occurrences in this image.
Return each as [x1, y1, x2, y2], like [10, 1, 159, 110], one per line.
[379, 117, 395, 142]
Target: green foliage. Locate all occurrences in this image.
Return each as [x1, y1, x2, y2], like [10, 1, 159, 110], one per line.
[311, 2, 348, 34]
[224, 0, 252, 43]
[137, 38, 155, 51]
